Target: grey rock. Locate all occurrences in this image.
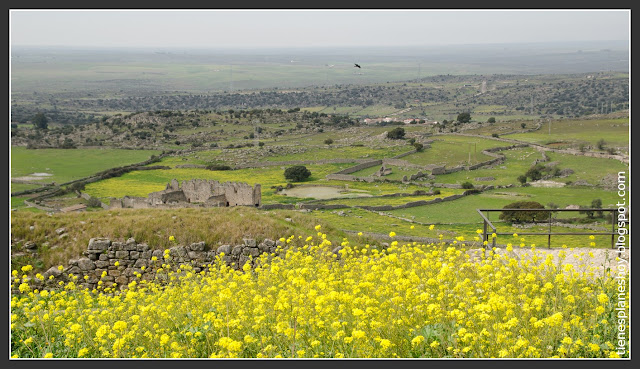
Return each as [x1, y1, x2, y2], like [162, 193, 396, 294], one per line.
[216, 245, 232, 255]
[243, 238, 256, 247]
[43, 266, 62, 279]
[190, 241, 206, 251]
[95, 261, 109, 269]
[130, 251, 140, 259]
[55, 227, 66, 235]
[137, 244, 150, 252]
[231, 245, 244, 256]
[263, 239, 275, 247]
[152, 250, 164, 258]
[115, 250, 129, 259]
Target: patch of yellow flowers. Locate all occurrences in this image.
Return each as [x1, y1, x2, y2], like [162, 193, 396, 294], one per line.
[10, 228, 627, 359]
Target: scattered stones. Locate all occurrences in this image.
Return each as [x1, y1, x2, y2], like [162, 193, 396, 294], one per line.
[55, 227, 66, 235]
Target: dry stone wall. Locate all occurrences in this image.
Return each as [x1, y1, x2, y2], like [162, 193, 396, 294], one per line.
[23, 237, 284, 292]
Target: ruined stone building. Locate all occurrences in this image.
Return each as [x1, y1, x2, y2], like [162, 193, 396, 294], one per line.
[110, 179, 261, 209]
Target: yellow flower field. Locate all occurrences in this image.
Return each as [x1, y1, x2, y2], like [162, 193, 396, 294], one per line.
[10, 230, 628, 359]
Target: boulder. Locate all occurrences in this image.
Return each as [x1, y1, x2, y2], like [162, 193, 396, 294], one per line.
[88, 238, 111, 251]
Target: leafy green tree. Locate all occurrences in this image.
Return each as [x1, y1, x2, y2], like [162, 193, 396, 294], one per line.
[499, 201, 546, 223]
[517, 175, 527, 185]
[487, 117, 496, 123]
[387, 127, 405, 139]
[284, 165, 311, 182]
[33, 113, 48, 130]
[525, 165, 543, 181]
[413, 143, 424, 152]
[457, 112, 471, 123]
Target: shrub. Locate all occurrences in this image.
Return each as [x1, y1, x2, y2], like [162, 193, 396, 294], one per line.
[284, 165, 311, 182]
[517, 175, 527, 185]
[525, 165, 543, 181]
[499, 201, 546, 223]
[461, 181, 474, 189]
[324, 138, 334, 145]
[491, 133, 500, 138]
[87, 197, 103, 208]
[387, 127, 405, 139]
[487, 117, 496, 123]
[413, 143, 424, 152]
[457, 112, 471, 123]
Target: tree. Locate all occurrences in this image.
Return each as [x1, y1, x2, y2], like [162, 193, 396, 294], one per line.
[387, 127, 405, 139]
[487, 117, 496, 123]
[33, 113, 48, 130]
[499, 201, 546, 223]
[597, 138, 606, 150]
[517, 175, 527, 185]
[521, 122, 527, 129]
[413, 143, 424, 152]
[324, 138, 334, 145]
[461, 181, 474, 189]
[525, 165, 543, 181]
[284, 165, 311, 182]
[457, 112, 471, 123]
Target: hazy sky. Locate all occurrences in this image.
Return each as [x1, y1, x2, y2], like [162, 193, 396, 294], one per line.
[10, 9, 630, 48]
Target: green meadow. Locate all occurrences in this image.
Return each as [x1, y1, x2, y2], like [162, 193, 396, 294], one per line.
[507, 118, 629, 151]
[11, 147, 161, 185]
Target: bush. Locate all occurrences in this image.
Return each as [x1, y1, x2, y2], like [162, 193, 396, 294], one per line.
[284, 165, 311, 182]
[324, 138, 334, 145]
[87, 197, 103, 208]
[487, 117, 496, 123]
[461, 181, 474, 189]
[525, 165, 543, 181]
[387, 127, 405, 139]
[517, 175, 527, 185]
[491, 133, 500, 138]
[457, 112, 471, 123]
[499, 201, 546, 223]
[413, 143, 424, 152]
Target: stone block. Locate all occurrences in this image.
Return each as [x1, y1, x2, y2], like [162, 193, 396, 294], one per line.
[216, 245, 232, 255]
[243, 238, 256, 247]
[231, 245, 244, 256]
[88, 238, 111, 251]
[189, 242, 205, 251]
[95, 261, 109, 269]
[130, 251, 140, 259]
[115, 250, 129, 259]
[77, 258, 96, 271]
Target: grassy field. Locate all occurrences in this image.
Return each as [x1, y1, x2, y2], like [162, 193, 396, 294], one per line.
[264, 145, 410, 162]
[84, 163, 356, 203]
[506, 118, 629, 151]
[387, 187, 621, 225]
[348, 164, 422, 181]
[402, 135, 508, 167]
[11, 147, 161, 185]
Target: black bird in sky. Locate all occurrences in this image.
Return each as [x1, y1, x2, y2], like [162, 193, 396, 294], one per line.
[354, 63, 361, 68]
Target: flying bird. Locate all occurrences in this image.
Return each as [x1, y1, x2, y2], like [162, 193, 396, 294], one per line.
[354, 63, 361, 68]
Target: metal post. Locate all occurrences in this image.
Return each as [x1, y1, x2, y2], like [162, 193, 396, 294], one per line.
[548, 211, 552, 248]
[483, 219, 488, 246]
[612, 210, 615, 249]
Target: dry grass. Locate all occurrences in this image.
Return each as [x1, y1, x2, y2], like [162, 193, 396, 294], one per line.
[10, 207, 350, 272]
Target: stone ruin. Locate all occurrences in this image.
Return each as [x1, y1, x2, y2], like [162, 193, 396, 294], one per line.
[110, 179, 261, 209]
[17, 237, 286, 292]
[375, 165, 393, 177]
